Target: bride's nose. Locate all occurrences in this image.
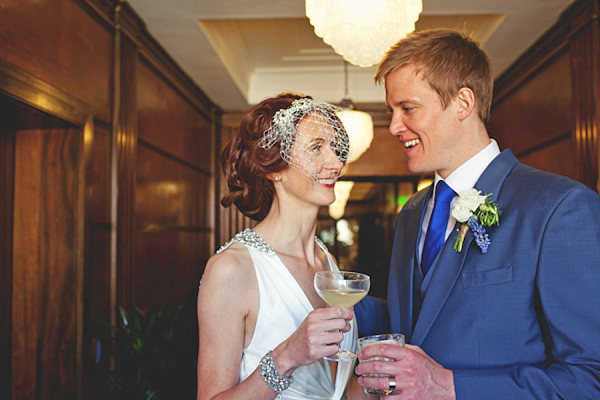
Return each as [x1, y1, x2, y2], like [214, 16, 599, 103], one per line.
[324, 144, 344, 172]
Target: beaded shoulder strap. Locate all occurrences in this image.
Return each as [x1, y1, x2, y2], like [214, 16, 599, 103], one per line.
[216, 228, 276, 255]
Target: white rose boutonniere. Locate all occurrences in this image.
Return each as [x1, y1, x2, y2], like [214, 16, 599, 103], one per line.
[451, 189, 501, 253]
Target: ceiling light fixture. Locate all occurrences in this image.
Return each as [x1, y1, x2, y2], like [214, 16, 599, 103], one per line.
[336, 61, 373, 164]
[305, 0, 422, 67]
[329, 62, 373, 220]
[329, 181, 354, 220]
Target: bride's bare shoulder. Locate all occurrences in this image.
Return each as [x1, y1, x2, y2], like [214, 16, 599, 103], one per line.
[200, 242, 254, 290]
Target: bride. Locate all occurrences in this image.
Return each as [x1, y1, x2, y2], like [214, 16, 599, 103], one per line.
[197, 93, 367, 399]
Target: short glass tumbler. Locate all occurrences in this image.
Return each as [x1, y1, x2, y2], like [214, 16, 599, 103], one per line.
[357, 333, 405, 396]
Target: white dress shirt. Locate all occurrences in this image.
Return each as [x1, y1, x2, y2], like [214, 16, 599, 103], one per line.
[417, 139, 501, 261]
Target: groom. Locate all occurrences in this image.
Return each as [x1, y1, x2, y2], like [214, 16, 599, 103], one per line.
[355, 29, 600, 398]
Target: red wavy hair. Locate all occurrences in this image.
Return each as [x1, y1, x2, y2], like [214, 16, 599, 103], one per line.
[220, 93, 310, 221]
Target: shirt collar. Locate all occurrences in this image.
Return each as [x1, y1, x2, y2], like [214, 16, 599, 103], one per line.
[434, 139, 501, 195]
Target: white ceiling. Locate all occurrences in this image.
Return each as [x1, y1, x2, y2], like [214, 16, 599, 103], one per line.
[126, 0, 575, 113]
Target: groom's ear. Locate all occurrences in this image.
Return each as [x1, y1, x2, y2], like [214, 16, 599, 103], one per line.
[455, 87, 476, 121]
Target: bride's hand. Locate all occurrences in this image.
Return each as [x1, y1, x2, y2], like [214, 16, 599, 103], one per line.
[272, 307, 353, 374]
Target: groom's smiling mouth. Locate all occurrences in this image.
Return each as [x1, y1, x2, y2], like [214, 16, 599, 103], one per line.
[404, 138, 420, 149]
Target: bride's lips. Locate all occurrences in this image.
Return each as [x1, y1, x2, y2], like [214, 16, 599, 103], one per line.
[316, 177, 337, 188]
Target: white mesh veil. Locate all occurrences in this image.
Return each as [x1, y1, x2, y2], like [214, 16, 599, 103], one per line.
[258, 98, 350, 182]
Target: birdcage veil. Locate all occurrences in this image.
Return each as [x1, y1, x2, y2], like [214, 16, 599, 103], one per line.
[259, 98, 349, 182]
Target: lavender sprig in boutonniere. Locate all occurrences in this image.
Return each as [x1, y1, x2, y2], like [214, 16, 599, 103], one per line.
[451, 189, 501, 253]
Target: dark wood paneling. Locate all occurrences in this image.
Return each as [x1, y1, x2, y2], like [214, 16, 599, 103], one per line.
[84, 123, 111, 364]
[519, 135, 576, 180]
[134, 231, 210, 309]
[134, 13, 218, 122]
[115, 35, 139, 312]
[0, 127, 15, 400]
[570, 15, 600, 190]
[0, 1, 220, 399]
[86, 125, 111, 223]
[83, 226, 111, 399]
[134, 53, 216, 306]
[489, 51, 572, 155]
[87, 227, 112, 324]
[136, 144, 210, 228]
[490, 0, 600, 191]
[1, 91, 87, 400]
[0, 0, 113, 120]
[0, 59, 90, 127]
[137, 60, 213, 172]
[83, 121, 111, 400]
[12, 128, 81, 399]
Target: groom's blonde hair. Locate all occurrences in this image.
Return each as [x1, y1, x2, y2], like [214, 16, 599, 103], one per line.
[375, 29, 493, 123]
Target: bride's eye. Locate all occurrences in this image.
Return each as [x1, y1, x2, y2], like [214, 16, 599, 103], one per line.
[309, 139, 324, 152]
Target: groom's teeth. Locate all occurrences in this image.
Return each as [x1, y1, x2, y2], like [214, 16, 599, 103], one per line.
[404, 139, 420, 148]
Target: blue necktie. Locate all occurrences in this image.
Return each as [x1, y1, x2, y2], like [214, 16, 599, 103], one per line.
[421, 180, 456, 275]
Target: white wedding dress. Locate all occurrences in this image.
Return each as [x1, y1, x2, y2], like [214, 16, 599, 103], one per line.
[217, 229, 357, 400]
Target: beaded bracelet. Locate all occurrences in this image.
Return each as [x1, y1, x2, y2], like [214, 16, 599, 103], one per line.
[258, 351, 294, 395]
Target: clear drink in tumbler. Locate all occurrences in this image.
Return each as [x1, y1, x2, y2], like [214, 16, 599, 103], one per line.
[357, 333, 405, 396]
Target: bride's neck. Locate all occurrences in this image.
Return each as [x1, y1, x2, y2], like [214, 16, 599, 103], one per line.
[254, 210, 319, 260]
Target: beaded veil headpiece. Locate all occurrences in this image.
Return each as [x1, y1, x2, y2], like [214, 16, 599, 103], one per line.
[259, 98, 350, 182]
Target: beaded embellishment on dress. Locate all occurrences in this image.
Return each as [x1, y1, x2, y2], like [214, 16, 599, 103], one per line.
[216, 228, 276, 255]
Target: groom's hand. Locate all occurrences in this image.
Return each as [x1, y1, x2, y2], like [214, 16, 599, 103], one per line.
[355, 343, 456, 400]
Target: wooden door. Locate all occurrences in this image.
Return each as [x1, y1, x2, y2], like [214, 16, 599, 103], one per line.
[0, 87, 88, 400]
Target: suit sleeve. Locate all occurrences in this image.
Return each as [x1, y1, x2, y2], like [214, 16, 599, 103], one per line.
[453, 186, 600, 399]
[354, 295, 390, 337]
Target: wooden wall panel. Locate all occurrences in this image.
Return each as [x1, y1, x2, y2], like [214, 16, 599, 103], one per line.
[115, 34, 138, 313]
[0, 128, 15, 400]
[0, 0, 113, 121]
[519, 137, 576, 180]
[12, 128, 81, 399]
[83, 227, 110, 399]
[136, 145, 210, 228]
[570, 16, 600, 190]
[86, 125, 111, 223]
[134, 143, 210, 307]
[489, 51, 572, 156]
[1, 1, 220, 398]
[85, 125, 111, 323]
[86, 227, 111, 324]
[134, 55, 214, 307]
[490, 0, 599, 191]
[134, 231, 209, 308]
[1, 63, 89, 400]
[137, 60, 212, 172]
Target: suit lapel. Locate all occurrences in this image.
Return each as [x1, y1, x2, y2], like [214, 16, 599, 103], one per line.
[473, 149, 518, 200]
[410, 150, 518, 345]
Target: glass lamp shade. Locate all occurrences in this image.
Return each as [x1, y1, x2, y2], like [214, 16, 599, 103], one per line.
[306, 0, 422, 67]
[328, 202, 346, 220]
[337, 109, 374, 164]
[329, 181, 354, 220]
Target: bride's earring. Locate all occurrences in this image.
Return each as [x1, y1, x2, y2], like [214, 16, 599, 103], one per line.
[274, 176, 281, 181]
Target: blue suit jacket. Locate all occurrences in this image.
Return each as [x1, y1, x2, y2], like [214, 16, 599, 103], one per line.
[386, 150, 600, 398]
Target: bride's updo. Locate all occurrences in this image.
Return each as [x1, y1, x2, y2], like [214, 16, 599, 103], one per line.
[220, 93, 310, 221]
